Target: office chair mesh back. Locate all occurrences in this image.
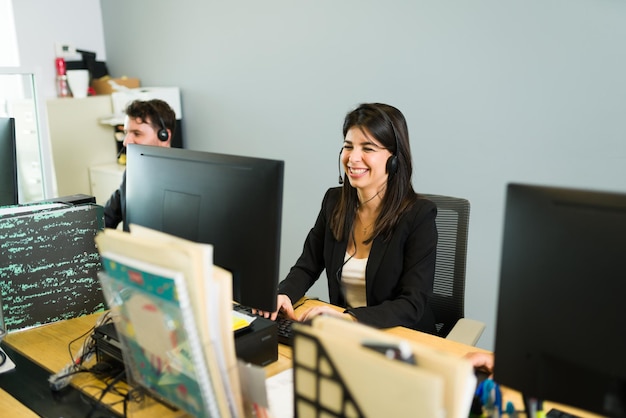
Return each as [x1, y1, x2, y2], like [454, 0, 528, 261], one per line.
[422, 194, 470, 338]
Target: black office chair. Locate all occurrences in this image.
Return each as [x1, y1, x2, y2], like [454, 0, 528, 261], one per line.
[422, 193, 485, 346]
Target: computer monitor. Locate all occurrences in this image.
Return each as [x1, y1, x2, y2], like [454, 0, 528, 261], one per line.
[125, 144, 284, 313]
[0, 118, 18, 206]
[494, 183, 626, 417]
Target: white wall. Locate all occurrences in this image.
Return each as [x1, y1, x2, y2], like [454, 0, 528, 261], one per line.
[13, 1, 625, 350]
[0, 0, 19, 66]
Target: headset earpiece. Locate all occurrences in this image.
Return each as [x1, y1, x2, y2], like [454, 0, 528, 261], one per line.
[147, 101, 169, 142]
[386, 154, 398, 177]
[373, 104, 400, 179]
[156, 115, 169, 142]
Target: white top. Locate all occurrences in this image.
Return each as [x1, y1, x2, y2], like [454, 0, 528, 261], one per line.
[341, 253, 368, 308]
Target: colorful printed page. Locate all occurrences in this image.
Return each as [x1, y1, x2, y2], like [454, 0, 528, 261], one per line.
[100, 252, 219, 417]
[99, 252, 219, 418]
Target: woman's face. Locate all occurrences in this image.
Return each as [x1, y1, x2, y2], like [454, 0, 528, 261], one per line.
[341, 126, 392, 193]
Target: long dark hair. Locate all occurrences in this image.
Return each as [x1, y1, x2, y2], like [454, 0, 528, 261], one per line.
[331, 103, 418, 243]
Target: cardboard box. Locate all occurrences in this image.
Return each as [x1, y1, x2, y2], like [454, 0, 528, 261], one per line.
[91, 77, 140, 95]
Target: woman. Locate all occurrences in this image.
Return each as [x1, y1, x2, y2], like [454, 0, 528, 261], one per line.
[260, 103, 437, 332]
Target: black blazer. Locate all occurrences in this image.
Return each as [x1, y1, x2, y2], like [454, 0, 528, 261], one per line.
[278, 187, 437, 333]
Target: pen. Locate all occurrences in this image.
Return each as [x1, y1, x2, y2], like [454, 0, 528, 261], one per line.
[536, 399, 545, 418]
[524, 397, 543, 418]
[476, 379, 502, 418]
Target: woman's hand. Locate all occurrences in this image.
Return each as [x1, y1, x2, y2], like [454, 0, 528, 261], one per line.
[253, 294, 295, 321]
[464, 351, 494, 375]
[298, 305, 355, 323]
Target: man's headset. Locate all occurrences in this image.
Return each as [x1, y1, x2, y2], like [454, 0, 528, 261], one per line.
[156, 115, 169, 142]
[338, 104, 400, 185]
[148, 101, 169, 142]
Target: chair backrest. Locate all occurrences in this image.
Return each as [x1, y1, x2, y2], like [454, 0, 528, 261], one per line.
[422, 193, 470, 338]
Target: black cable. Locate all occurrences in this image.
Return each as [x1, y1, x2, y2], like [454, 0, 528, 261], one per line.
[50, 312, 114, 391]
[85, 369, 126, 418]
[124, 387, 146, 417]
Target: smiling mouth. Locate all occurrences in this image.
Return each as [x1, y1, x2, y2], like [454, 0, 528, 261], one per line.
[349, 168, 368, 175]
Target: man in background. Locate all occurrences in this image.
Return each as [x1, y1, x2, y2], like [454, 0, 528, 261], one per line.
[103, 99, 176, 230]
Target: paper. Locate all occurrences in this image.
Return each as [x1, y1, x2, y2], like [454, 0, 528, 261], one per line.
[266, 368, 294, 418]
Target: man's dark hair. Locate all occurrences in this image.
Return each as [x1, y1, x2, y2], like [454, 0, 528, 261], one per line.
[125, 99, 176, 133]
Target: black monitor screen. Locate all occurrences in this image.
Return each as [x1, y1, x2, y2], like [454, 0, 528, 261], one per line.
[494, 183, 626, 417]
[0, 118, 18, 206]
[126, 144, 284, 312]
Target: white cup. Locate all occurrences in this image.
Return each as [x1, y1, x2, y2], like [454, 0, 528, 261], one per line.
[66, 70, 90, 98]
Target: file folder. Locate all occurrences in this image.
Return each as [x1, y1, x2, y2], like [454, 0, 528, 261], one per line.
[292, 316, 476, 418]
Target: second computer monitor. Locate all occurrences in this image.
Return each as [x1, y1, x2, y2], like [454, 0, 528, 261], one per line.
[0, 117, 18, 206]
[494, 183, 626, 417]
[126, 144, 284, 313]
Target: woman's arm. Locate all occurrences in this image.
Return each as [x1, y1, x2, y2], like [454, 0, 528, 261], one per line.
[277, 189, 335, 306]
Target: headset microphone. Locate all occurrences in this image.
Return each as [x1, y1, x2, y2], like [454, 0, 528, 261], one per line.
[337, 148, 344, 184]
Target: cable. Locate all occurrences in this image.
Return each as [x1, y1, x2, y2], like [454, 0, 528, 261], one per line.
[49, 312, 113, 391]
[85, 369, 126, 418]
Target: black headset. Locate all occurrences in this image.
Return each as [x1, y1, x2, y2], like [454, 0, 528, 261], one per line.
[374, 104, 399, 178]
[156, 114, 169, 142]
[338, 104, 400, 184]
[147, 101, 169, 142]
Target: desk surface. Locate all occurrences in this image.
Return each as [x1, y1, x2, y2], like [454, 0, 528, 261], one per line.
[2, 299, 604, 417]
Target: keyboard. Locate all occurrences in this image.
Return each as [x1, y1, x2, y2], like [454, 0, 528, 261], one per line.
[232, 303, 295, 346]
[275, 316, 295, 346]
[546, 409, 581, 418]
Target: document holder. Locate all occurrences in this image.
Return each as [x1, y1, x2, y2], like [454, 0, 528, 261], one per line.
[291, 316, 476, 418]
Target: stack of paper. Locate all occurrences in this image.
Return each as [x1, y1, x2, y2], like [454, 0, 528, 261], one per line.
[95, 224, 243, 418]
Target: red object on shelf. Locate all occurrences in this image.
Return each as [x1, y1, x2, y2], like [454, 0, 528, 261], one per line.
[55, 58, 67, 76]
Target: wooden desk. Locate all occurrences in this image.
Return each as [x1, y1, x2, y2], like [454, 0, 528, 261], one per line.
[1, 300, 604, 417]
[0, 387, 38, 417]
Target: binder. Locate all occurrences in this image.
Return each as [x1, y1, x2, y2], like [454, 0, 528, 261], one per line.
[0, 203, 105, 331]
[292, 316, 477, 418]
